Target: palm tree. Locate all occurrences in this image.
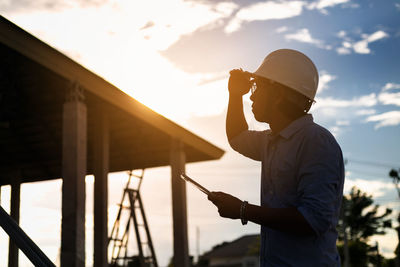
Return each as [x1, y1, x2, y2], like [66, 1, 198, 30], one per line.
[389, 168, 400, 267]
[389, 169, 400, 198]
[337, 186, 392, 266]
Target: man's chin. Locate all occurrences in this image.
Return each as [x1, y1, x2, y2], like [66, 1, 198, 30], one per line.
[253, 113, 265, 123]
[252, 111, 269, 124]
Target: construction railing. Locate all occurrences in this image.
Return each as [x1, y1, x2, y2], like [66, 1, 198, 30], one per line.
[0, 205, 55, 267]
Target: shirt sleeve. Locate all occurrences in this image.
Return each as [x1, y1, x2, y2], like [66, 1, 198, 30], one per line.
[296, 129, 345, 237]
[228, 130, 269, 161]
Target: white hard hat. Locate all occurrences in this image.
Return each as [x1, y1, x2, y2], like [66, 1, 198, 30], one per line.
[252, 49, 319, 100]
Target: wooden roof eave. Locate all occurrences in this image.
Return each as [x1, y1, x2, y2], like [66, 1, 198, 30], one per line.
[0, 16, 224, 160]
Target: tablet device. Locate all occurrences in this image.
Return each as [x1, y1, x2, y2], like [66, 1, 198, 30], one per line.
[180, 173, 210, 196]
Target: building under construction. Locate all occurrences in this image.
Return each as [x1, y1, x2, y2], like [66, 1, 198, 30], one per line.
[0, 16, 224, 267]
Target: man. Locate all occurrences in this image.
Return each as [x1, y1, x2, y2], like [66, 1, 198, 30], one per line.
[208, 49, 345, 266]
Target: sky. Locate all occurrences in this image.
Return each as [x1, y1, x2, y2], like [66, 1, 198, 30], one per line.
[1, 0, 400, 266]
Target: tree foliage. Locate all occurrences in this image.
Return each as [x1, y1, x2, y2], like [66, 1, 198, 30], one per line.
[337, 240, 369, 267]
[388, 168, 400, 263]
[338, 186, 392, 242]
[389, 168, 400, 198]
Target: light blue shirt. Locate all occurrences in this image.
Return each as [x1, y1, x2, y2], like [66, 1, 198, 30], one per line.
[230, 114, 344, 267]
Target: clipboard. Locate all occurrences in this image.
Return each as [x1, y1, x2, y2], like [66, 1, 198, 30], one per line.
[180, 173, 211, 196]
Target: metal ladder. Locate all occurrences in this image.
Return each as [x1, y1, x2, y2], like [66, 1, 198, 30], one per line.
[108, 170, 158, 267]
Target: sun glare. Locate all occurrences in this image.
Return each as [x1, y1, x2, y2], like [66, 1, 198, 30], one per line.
[8, 0, 233, 123]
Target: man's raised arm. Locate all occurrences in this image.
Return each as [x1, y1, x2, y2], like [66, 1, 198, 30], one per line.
[226, 69, 252, 141]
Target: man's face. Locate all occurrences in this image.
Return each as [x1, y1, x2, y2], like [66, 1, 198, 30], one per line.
[250, 79, 279, 123]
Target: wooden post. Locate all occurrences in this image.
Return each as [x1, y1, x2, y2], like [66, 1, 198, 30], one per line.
[93, 105, 109, 267]
[170, 139, 190, 267]
[61, 82, 87, 267]
[8, 175, 20, 267]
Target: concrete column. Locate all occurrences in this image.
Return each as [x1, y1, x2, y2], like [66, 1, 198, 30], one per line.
[170, 139, 190, 267]
[8, 175, 20, 267]
[93, 105, 109, 267]
[61, 82, 87, 267]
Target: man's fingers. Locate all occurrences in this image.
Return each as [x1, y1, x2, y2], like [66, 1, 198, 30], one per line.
[208, 191, 223, 200]
[229, 68, 243, 75]
[208, 192, 217, 201]
[208, 192, 221, 207]
[217, 208, 226, 217]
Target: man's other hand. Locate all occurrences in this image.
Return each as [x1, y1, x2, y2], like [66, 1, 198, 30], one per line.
[228, 69, 252, 96]
[208, 191, 242, 219]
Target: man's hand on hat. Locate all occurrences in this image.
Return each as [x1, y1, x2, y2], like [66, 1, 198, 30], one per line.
[228, 69, 253, 97]
[208, 191, 242, 219]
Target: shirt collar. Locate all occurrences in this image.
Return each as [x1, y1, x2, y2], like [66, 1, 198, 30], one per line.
[278, 114, 314, 140]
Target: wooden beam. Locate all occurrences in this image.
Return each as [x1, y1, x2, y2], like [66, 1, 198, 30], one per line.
[93, 105, 109, 267]
[170, 139, 190, 267]
[8, 173, 20, 267]
[61, 82, 87, 267]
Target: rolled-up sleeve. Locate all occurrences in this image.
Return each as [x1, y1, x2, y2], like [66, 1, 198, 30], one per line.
[229, 130, 269, 161]
[296, 131, 344, 237]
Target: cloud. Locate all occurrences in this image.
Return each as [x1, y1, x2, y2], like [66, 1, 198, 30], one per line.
[224, 17, 244, 34]
[140, 21, 155, 30]
[133, 1, 239, 50]
[311, 93, 380, 124]
[236, 1, 305, 20]
[382, 82, 400, 91]
[0, 0, 105, 13]
[329, 119, 351, 137]
[197, 71, 228, 86]
[224, 0, 358, 34]
[396, 3, 400, 10]
[311, 93, 378, 123]
[344, 178, 393, 198]
[366, 111, 400, 129]
[336, 120, 350, 126]
[314, 93, 377, 110]
[376, 82, 400, 107]
[378, 92, 400, 106]
[356, 109, 376, 116]
[336, 30, 389, 55]
[318, 71, 337, 93]
[308, 0, 350, 14]
[3, 0, 241, 122]
[285, 28, 320, 44]
[329, 125, 342, 137]
[224, 1, 305, 33]
[337, 30, 347, 38]
[336, 43, 352, 55]
[213, 1, 238, 17]
[353, 31, 389, 54]
[284, 28, 331, 49]
[276, 26, 289, 33]
[308, 0, 350, 9]
[5, 0, 238, 51]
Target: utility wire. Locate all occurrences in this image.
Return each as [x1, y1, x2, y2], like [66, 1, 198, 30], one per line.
[346, 158, 398, 169]
[345, 168, 388, 179]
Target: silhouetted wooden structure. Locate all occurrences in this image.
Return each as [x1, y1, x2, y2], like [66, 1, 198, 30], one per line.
[0, 16, 224, 267]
